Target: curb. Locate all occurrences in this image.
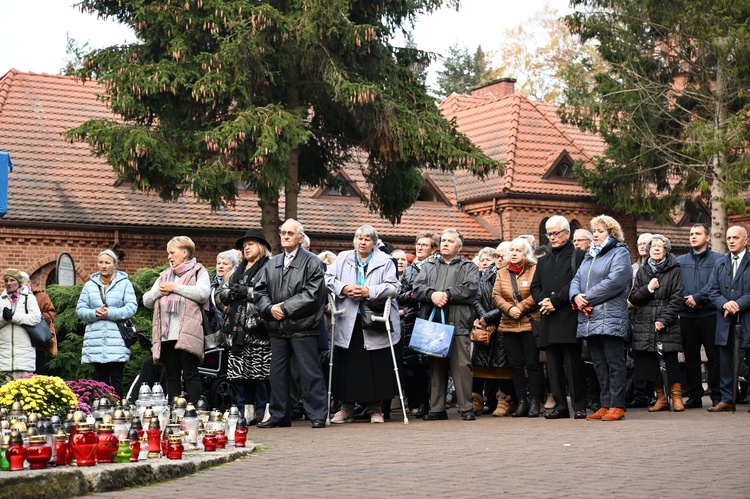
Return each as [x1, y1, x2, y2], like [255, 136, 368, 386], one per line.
[0, 445, 256, 499]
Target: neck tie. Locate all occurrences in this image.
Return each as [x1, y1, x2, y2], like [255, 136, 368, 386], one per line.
[284, 252, 293, 269]
[733, 255, 740, 279]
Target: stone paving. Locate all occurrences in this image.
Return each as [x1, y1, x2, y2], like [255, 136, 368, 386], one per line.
[84, 401, 750, 499]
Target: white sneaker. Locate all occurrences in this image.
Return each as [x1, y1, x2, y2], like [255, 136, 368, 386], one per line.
[369, 411, 385, 423]
[331, 410, 355, 424]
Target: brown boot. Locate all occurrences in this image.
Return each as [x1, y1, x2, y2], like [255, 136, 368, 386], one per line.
[670, 383, 684, 412]
[649, 382, 669, 412]
[472, 392, 486, 416]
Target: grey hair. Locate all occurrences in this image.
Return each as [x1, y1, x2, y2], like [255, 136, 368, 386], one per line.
[282, 218, 305, 236]
[318, 251, 337, 266]
[354, 225, 379, 247]
[646, 234, 671, 254]
[729, 225, 748, 238]
[98, 249, 119, 266]
[20, 271, 30, 285]
[545, 216, 570, 233]
[302, 234, 311, 249]
[217, 250, 239, 268]
[442, 228, 463, 246]
[509, 237, 537, 264]
[637, 232, 654, 245]
[519, 234, 537, 250]
[472, 247, 496, 266]
[573, 229, 592, 241]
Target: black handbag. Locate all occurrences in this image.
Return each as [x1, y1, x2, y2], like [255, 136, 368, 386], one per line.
[201, 306, 224, 350]
[98, 285, 139, 348]
[360, 300, 388, 332]
[22, 296, 53, 347]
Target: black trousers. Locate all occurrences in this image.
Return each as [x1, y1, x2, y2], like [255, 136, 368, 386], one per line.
[545, 342, 587, 411]
[92, 361, 126, 398]
[503, 331, 544, 401]
[160, 340, 201, 404]
[680, 315, 720, 401]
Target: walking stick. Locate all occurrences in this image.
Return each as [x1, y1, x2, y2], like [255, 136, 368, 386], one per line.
[326, 293, 346, 425]
[373, 298, 409, 424]
[731, 315, 742, 413]
[656, 326, 672, 411]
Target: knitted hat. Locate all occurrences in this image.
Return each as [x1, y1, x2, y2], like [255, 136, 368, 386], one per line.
[3, 269, 23, 284]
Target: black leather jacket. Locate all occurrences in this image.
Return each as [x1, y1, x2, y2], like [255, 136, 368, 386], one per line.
[254, 248, 326, 338]
[473, 264, 501, 326]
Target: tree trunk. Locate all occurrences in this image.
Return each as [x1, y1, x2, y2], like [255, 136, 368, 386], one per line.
[259, 194, 281, 254]
[284, 148, 299, 221]
[710, 53, 728, 254]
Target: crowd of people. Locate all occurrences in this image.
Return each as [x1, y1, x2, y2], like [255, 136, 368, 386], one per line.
[4, 214, 750, 426]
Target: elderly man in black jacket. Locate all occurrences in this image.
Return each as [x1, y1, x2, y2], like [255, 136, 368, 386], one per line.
[413, 228, 479, 421]
[255, 219, 328, 428]
[530, 216, 587, 419]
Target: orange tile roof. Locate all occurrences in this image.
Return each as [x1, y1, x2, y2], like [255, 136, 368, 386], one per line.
[0, 70, 499, 243]
[439, 90, 606, 202]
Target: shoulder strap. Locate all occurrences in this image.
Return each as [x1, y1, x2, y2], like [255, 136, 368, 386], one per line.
[97, 284, 108, 306]
[509, 271, 521, 303]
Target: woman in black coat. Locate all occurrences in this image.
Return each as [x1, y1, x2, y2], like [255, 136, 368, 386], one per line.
[629, 235, 685, 412]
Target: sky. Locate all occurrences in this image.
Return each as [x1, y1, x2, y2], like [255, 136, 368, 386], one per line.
[0, 0, 570, 86]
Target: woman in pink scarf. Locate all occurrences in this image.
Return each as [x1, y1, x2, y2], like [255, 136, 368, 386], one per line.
[143, 236, 210, 404]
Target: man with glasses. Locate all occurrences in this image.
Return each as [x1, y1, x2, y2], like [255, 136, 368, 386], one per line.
[531, 216, 587, 419]
[677, 223, 722, 408]
[398, 230, 440, 418]
[255, 219, 329, 428]
[572, 229, 593, 251]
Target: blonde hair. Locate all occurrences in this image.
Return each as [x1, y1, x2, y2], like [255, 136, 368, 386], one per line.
[590, 215, 624, 242]
[168, 236, 196, 259]
[98, 249, 119, 266]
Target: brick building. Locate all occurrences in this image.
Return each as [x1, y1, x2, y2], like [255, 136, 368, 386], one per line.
[0, 70, 697, 289]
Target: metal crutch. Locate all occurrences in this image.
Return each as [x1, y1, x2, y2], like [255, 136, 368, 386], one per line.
[373, 298, 409, 424]
[326, 293, 346, 425]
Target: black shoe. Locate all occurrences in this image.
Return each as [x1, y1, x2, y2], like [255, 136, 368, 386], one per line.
[587, 402, 601, 412]
[544, 407, 570, 419]
[512, 399, 529, 418]
[257, 419, 291, 428]
[311, 419, 326, 429]
[423, 411, 448, 421]
[415, 403, 429, 419]
[528, 398, 541, 418]
[481, 405, 492, 415]
[574, 410, 587, 419]
[461, 410, 476, 421]
[683, 397, 703, 409]
[625, 398, 649, 408]
[291, 410, 305, 421]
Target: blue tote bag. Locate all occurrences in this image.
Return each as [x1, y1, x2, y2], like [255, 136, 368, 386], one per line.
[409, 308, 455, 358]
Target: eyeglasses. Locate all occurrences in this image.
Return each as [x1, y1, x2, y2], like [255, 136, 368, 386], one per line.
[573, 239, 589, 243]
[415, 243, 430, 248]
[545, 229, 568, 239]
[279, 230, 297, 237]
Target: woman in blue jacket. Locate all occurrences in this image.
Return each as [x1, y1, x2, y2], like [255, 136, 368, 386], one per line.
[76, 249, 137, 397]
[570, 215, 632, 421]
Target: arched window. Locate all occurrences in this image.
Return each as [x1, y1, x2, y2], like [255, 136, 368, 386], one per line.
[539, 218, 550, 247]
[569, 219, 580, 236]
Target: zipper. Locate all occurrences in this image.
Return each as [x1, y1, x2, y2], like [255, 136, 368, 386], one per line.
[584, 254, 597, 336]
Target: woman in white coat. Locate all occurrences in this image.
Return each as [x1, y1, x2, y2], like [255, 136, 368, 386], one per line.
[0, 268, 41, 379]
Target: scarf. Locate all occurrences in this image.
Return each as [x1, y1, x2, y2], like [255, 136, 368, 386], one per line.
[647, 256, 667, 273]
[157, 258, 199, 336]
[356, 252, 373, 286]
[589, 236, 613, 257]
[507, 262, 525, 275]
[100, 273, 114, 290]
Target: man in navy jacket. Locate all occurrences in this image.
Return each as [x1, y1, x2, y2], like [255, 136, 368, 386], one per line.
[706, 225, 750, 412]
[677, 224, 722, 408]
